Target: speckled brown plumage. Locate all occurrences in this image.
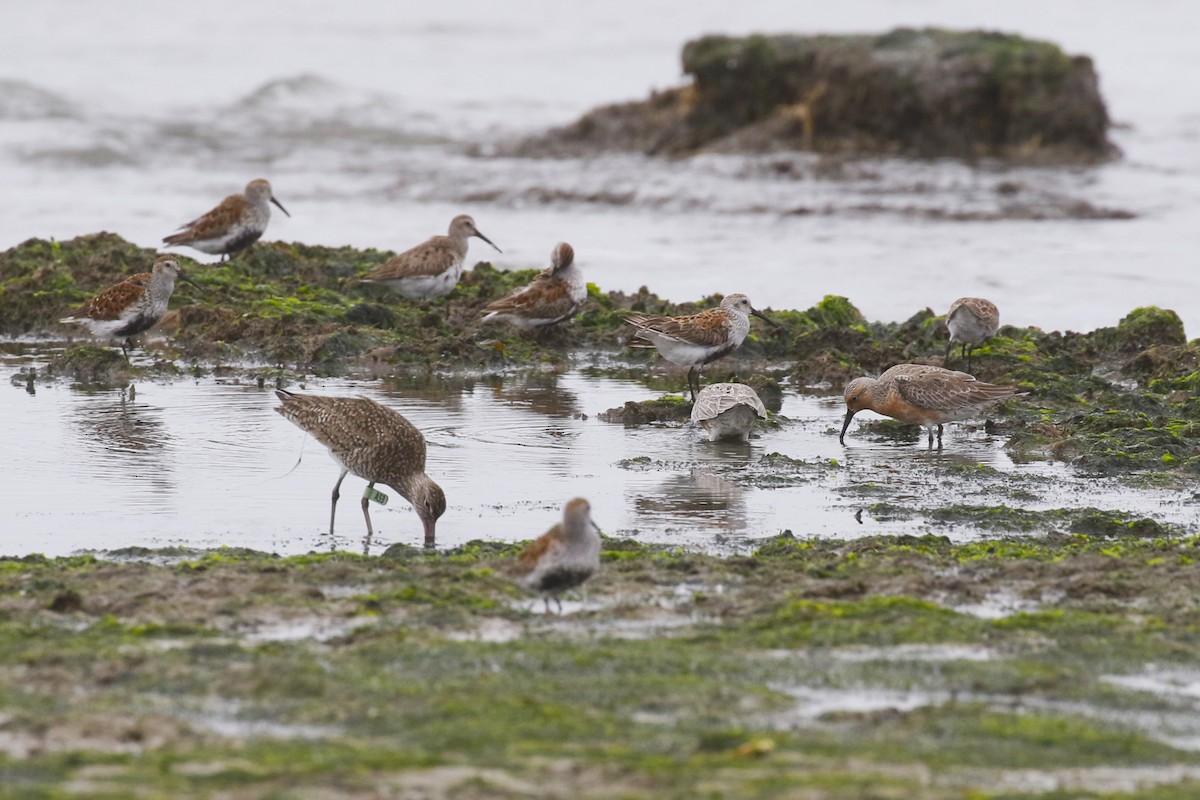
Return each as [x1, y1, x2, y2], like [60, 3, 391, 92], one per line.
[58, 255, 200, 360]
[163, 179, 289, 260]
[273, 390, 446, 549]
[841, 363, 1025, 447]
[509, 497, 601, 614]
[360, 214, 502, 301]
[482, 242, 585, 330]
[623, 293, 777, 400]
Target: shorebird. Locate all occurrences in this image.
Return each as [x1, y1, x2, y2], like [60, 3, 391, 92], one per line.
[690, 382, 768, 442]
[945, 297, 1000, 370]
[360, 214, 501, 301]
[163, 178, 290, 261]
[509, 497, 601, 615]
[273, 390, 446, 550]
[840, 364, 1025, 448]
[623, 293, 778, 401]
[481, 242, 586, 331]
[58, 254, 202, 361]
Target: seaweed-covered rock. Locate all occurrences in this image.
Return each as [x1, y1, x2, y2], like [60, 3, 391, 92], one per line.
[517, 28, 1113, 163]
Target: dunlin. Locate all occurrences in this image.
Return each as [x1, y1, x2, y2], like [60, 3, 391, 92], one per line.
[273, 390, 446, 550]
[945, 297, 1000, 370]
[690, 382, 767, 442]
[58, 254, 202, 361]
[481, 242, 586, 330]
[623, 293, 777, 400]
[360, 214, 501, 301]
[163, 179, 290, 261]
[509, 497, 601, 614]
[840, 363, 1024, 448]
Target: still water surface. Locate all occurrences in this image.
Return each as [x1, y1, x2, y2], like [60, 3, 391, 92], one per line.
[3, 349, 1194, 557]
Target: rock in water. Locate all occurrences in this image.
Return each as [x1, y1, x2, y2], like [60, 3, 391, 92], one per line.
[516, 28, 1113, 163]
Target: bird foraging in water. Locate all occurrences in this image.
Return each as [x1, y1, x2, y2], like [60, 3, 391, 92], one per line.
[360, 214, 502, 301]
[840, 364, 1025, 448]
[690, 382, 768, 442]
[481, 242, 586, 331]
[509, 497, 601, 615]
[273, 390, 446, 550]
[623, 293, 778, 401]
[163, 178, 290, 261]
[945, 297, 1000, 371]
[58, 254, 202, 361]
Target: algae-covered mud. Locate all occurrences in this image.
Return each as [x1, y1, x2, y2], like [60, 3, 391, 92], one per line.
[3, 538, 1200, 798]
[3, 233, 1200, 557]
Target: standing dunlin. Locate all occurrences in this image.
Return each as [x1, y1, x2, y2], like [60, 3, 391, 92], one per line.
[273, 390, 446, 550]
[163, 179, 290, 261]
[840, 364, 1025, 448]
[59, 254, 202, 361]
[481, 242, 586, 330]
[945, 297, 1000, 370]
[623, 293, 778, 400]
[360, 214, 501, 301]
[509, 497, 601, 614]
[690, 382, 768, 442]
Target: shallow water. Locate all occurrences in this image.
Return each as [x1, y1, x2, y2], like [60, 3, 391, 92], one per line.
[2, 346, 1195, 557]
[3, 1, 1200, 335]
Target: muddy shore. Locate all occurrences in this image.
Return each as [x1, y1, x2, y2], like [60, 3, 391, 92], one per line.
[2, 536, 1200, 798]
[4, 232, 1200, 796]
[4, 232, 1200, 475]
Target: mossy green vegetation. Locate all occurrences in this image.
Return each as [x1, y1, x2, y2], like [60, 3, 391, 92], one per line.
[6, 233, 1200, 475]
[2, 534, 1200, 798]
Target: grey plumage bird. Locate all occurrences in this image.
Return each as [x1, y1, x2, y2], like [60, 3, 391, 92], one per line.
[273, 390, 446, 549]
[690, 382, 767, 441]
[945, 297, 1000, 371]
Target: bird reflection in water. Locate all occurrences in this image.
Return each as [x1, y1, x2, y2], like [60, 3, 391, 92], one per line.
[631, 469, 748, 533]
[486, 372, 580, 418]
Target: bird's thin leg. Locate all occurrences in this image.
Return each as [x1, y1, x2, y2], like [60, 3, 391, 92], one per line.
[927, 427, 934, 448]
[555, 595, 563, 615]
[361, 481, 376, 555]
[329, 469, 349, 537]
[121, 338, 132, 363]
[688, 367, 699, 402]
[964, 344, 973, 372]
[543, 596, 552, 615]
[936, 424, 944, 450]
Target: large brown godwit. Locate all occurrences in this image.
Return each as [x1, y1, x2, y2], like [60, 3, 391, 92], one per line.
[623, 293, 777, 401]
[840, 363, 1024, 448]
[509, 497, 601, 614]
[481, 242, 586, 331]
[273, 390, 446, 550]
[945, 297, 1000, 370]
[58, 254, 202, 361]
[163, 179, 290, 261]
[360, 214, 501, 301]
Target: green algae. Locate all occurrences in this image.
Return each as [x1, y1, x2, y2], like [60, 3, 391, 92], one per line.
[2, 537, 1200, 797]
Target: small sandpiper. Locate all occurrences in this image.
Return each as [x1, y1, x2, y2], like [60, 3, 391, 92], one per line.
[945, 297, 1000, 370]
[840, 363, 1025, 448]
[623, 293, 778, 400]
[509, 497, 602, 615]
[690, 382, 768, 442]
[273, 390, 446, 550]
[481, 242, 586, 331]
[58, 254, 202, 361]
[360, 214, 501, 301]
[163, 178, 290, 261]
